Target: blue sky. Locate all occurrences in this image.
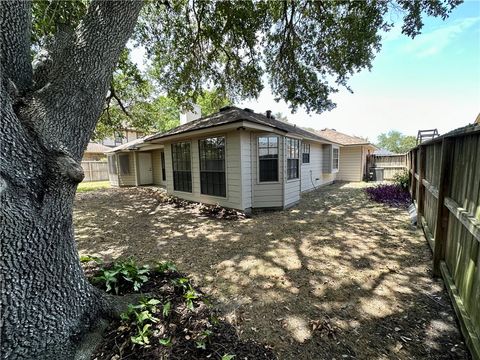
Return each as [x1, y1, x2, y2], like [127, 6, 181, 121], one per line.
[239, 1, 480, 142]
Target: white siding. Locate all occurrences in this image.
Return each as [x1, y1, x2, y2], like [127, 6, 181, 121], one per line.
[251, 132, 284, 208]
[151, 150, 165, 186]
[164, 131, 244, 210]
[240, 131, 252, 209]
[284, 137, 301, 207]
[338, 146, 362, 181]
[301, 142, 323, 192]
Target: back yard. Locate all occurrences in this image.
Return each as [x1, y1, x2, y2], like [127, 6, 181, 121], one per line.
[74, 183, 469, 359]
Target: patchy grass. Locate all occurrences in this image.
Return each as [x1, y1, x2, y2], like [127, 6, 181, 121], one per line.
[74, 183, 469, 360]
[77, 181, 110, 193]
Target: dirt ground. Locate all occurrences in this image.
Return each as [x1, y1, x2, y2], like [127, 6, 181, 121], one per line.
[74, 182, 470, 360]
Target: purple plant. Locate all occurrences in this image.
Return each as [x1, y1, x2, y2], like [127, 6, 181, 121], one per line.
[365, 184, 411, 208]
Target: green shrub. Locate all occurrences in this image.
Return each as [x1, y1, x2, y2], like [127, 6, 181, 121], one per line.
[93, 258, 150, 294]
[120, 297, 161, 346]
[393, 169, 409, 189]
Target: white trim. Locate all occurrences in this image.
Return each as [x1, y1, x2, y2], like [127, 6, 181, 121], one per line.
[256, 133, 281, 185]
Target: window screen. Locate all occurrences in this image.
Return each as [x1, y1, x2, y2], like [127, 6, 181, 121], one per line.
[333, 148, 339, 170]
[119, 154, 130, 175]
[302, 143, 310, 164]
[108, 155, 117, 175]
[286, 138, 300, 180]
[258, 136, 278, 182]
[172, 142, 192, 192]
[160, 151, 166, 181]
[199, 137, 226, 197]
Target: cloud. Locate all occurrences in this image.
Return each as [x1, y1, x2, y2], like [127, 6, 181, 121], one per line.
[402, 17, 480, 58]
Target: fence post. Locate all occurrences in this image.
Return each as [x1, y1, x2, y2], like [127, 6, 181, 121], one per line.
[417, 145, 426, 218]
[433, 138, 453, 277]
[412, 149, 417, 202]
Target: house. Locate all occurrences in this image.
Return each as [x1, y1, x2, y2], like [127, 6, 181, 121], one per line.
[315, 128, 377, 181]
[106, 107, 375, 212]
[97, 128, 146, 148]
[83, 142, 112, 161]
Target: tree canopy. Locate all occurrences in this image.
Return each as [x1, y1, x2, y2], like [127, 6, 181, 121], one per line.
[30, 0, 461, 138]
[376, 130, 417, 153]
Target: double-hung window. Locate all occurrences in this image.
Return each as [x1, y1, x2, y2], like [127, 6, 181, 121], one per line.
[302, 143, 310, 164]
[258, 136, 278, 182]
[286, 138, 300, 180]
[332, 148, 339, 170]
[199, 137, 226, 197]
[172, 142, 192, 192]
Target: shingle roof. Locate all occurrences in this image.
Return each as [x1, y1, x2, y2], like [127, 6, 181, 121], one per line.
[315, 128, 371, 146]
[148, 106, 334, 143]
[85, 142, 113, 154]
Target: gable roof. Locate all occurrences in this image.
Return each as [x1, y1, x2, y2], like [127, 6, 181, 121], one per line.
[315, 128, 372, 146]
[148, 106, 335, 143]
[85, 142, 113, 154]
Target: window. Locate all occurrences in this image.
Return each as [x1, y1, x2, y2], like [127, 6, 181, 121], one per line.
[160, 151, 166, 181]
[199, 137, 226, 197]
[333, 148, 339, 170]
[114, 131, 123, 145]
[302, 143, 310, 164]
[119, 154, 130, 175]
[172, 142, 192, 192]
[258, 136, 278, 182]
[108, 155, 117, 175]
[286, 138, 300, 180]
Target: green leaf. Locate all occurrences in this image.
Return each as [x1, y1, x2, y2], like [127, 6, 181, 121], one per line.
[221, 354, 235, 360]
[162, 301, 171, 318]
[159, 337, 172, 347]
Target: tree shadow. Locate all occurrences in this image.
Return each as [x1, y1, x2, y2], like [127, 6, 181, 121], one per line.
[74, 182, 470, 359]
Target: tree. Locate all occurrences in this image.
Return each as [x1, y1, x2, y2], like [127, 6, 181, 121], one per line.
[1, 1, 460, 358]
[376, 130, 417, 153]
[274, 112, 289, 122]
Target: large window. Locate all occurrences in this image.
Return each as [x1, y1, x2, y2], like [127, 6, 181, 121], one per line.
[172, 142, 192, 192]
[332, 148, 339, 170]
[286, 138, 300, 180]
[258, 136, 278, 182]
[119, 154, 130, 175]
[302, 143, 310, 164]
[199, 137, 226, 197]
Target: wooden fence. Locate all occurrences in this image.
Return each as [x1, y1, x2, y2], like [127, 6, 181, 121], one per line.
[81, 161, 108, 182]
[408, 123, 480, 359]
[367, 154, 408, 180]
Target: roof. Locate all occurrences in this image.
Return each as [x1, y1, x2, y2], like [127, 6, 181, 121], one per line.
[315, 128, 372, 146]
[109, 106, 338, 152]
[148, 106, 334, 143]
[85, 142, 113, 154]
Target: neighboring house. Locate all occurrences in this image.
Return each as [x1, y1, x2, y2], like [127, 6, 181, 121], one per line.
[98, 128, 146, 148]
[83, 142, 112, 161]
[316, 128, 377, 182]
[106, 107, 374, 212]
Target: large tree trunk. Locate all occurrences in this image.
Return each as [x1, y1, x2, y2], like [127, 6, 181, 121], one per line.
[0, 2, 143, 359]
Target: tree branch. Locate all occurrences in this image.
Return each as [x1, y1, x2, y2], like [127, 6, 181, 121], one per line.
[0, 1, 33, 92]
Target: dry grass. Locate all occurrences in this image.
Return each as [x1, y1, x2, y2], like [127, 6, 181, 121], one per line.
[74, 182, 469, 360]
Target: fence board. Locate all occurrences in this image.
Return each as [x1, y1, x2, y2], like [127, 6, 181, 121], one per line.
[81, 161, 108, 182]
[409, 124, 480, 359]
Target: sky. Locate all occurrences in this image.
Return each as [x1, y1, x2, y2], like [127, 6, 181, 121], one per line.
[131, 1, 480, 143]
[237, 1, 480, 142]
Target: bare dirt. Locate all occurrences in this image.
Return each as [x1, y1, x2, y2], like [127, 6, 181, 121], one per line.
[75, 182, 470, 360]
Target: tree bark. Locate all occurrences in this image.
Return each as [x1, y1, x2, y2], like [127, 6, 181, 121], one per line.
[0, 1, 143, 359]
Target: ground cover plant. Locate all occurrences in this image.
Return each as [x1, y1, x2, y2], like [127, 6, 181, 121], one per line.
[365, 184, 411, 208]
[83, 258, 275, 359]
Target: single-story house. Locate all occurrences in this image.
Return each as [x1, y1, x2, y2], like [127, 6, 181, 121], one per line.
[315, 128, 377, 181]
[106, 106, 375, 212]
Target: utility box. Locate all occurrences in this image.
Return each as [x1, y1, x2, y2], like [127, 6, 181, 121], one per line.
[369, 167, 384, 181]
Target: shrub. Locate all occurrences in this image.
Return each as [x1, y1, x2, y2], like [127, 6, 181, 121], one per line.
[393, 169, 409, 189]
[365, 184, 410, 208]
[93, 258, 150, 294]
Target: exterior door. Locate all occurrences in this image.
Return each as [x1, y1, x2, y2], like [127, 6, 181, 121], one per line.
[138, 152, 153, 185]
[160, 151, 166, 182]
